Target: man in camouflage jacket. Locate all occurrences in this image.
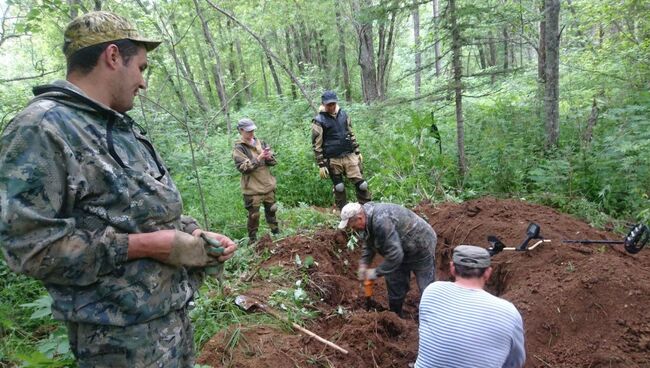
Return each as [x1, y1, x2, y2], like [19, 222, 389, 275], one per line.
[312, 91, 371, 210]
[0, 12, 237, 368]
[232, 118, 279, 242]
[338, 202, 437, 317]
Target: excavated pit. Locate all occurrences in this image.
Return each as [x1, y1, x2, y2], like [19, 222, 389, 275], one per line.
[198, 197, 650, 368]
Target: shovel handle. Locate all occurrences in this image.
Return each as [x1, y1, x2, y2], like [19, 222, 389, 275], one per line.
[363, 279, 374, 298]
[291, 322, 348, 354]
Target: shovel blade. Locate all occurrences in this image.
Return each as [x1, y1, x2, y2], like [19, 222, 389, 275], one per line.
[235, 295, 259, 311]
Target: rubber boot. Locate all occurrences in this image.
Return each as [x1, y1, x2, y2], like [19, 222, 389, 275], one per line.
[247, 210, 260, 243]
[333, 189, 348, 211]
[389, 299, 405, 319]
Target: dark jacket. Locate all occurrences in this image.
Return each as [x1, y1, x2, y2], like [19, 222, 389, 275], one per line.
[311, 104, 360, 167]
[359, 202, 437, 276]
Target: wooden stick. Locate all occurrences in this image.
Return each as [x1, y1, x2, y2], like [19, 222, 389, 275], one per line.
[290, 322, 349, 354]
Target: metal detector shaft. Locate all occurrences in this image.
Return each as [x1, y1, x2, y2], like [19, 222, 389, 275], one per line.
[562, 239, 624, 244]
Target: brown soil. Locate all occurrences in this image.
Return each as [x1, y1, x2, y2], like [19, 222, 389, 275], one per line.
[198, 197, 650, 368]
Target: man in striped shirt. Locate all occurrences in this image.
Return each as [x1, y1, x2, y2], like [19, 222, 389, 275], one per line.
[415, 245, 525, 368]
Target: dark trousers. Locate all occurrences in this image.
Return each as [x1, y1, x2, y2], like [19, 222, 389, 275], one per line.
[384, 254, 435, 315]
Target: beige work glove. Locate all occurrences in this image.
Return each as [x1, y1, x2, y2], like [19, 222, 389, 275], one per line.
[358, 153, 363, 163]
[319, 166, 330, 179]
[365, 268, 378, 280]
[357, 263, 367, 281]
[166, 230, 220, 268]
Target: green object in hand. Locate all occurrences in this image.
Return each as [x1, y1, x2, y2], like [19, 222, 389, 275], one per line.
[200, 233, 225, 280]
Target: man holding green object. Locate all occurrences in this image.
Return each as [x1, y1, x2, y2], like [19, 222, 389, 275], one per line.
[0, 11, 236, 367]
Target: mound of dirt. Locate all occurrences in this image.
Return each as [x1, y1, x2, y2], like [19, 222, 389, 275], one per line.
[198, 197, 650, 368]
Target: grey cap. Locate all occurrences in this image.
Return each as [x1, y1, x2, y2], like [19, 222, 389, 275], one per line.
[237, 118, 257, 132]
[453, 245, 491, 268]
[321, 90, 338, 105]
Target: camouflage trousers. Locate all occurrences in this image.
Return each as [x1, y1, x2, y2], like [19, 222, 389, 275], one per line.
[243, 190, 279, 241]
[66, 306, 195, 368]
[328, 153, 371, 210]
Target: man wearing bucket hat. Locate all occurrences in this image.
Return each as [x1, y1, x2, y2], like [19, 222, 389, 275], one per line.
[415, 245, 526, 368]
[233, 118, 280, 242]
[338, 202, 437, 317]
[312, 91, 371, 210]
[0, 11, 237, 367]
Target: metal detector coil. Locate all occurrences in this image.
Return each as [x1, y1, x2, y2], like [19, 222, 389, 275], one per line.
[561, 223, 648, 254]
[624, 223, 649, 254]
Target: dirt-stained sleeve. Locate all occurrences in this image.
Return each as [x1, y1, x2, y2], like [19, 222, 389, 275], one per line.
[360, 238, 376, 266]
[311, 120, 326, 167]
[0, 114, 128, 286]
[371, 217, 404, 276]
[180, 215, 200, 235]
[232, 143, 260, 174]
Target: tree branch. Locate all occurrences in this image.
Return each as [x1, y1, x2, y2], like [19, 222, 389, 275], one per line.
[204, 0, 317, 113]
[0, 68, 62, 83]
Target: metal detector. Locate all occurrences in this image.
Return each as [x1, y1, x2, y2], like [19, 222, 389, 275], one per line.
[487, 223, 551, 256]
[561, 223, 649, 254]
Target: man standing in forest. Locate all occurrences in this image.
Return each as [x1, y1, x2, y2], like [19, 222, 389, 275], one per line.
[338, 202, 436, 317]
[0, 11, 237, 367]
[312, 91, 371, 210]
[232, 118, 280, 243]
[415, 245, 525, 367]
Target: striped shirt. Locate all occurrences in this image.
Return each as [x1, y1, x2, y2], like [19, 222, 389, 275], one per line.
[415, 281, 526, 368]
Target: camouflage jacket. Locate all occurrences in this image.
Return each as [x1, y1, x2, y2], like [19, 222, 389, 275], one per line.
[359, 203, 437, 276]
[232, 137, 277, 195]
[0, 80, 203, 326]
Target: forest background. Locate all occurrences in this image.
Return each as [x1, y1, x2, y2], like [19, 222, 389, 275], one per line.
[0, 0, 649, 366]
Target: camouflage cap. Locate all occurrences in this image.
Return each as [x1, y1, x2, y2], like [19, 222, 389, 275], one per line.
[63, 11, 161, 59]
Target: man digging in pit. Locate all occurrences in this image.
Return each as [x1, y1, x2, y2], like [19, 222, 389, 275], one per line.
[338, 202, 437, 317]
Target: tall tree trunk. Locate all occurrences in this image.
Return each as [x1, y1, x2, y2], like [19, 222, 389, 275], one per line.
[284, 29, 297, 99]
[161, 64, 190, 117]
[433, 0, 441, 76]
[449, 0, 467, 178]
[290, 25, 305, 74]
[260, 54, 269, 99]
[299, 21, 312, 64]
[544, 0, 560, 148]
[335, 10, 352, 102]
[267, 53, 283, 96]
[224, 20, 242, 109]
[234, 31, 252, 102]
[193, 0, 231, 132]
[194, 37, 217, 106]
[488, 30, 497, 83]
[502, 27, 509, 70]
[171, 22, 209, 114]
[413, 0, 421, 98]
[477, 43, 487, 69]
[352, 0, 379, 103]
[376, 3, 397, 100]
[538, 0, 546, 82]
[315, 29, 328, 72]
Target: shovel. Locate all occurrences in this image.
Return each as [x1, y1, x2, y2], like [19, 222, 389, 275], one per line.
[234, 295, 348, 354]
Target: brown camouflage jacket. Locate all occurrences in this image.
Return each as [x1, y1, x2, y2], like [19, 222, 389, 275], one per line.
[232, 137, 277, 195]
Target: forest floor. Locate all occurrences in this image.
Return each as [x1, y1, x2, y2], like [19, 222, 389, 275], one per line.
[197, 197, 650, 368]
